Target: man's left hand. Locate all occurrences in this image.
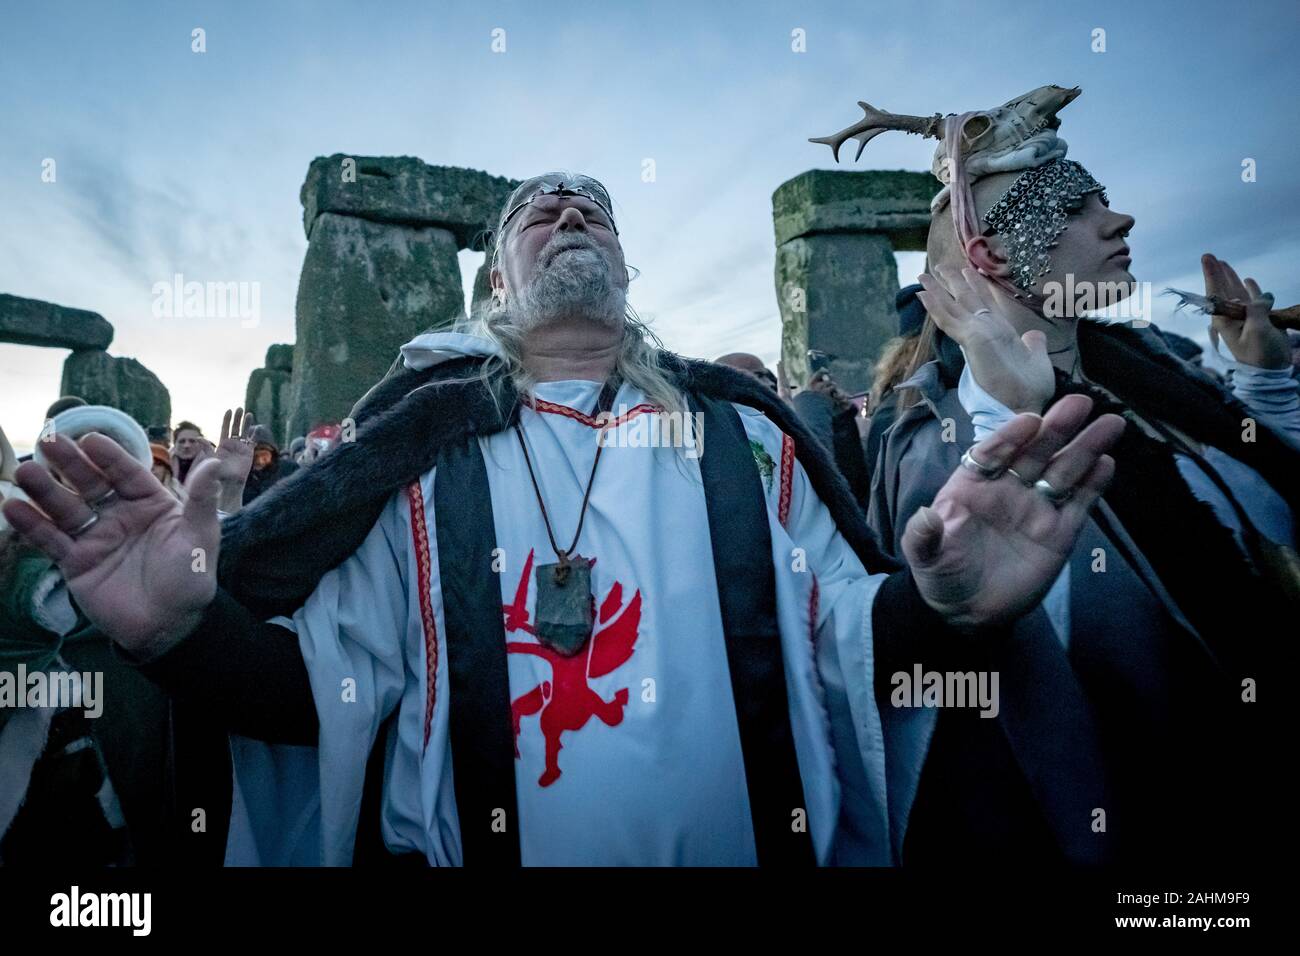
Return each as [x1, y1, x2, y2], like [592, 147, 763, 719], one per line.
[902, 394, 1125, 630]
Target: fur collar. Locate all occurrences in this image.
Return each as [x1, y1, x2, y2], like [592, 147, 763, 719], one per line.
[219, 354, 897, 618]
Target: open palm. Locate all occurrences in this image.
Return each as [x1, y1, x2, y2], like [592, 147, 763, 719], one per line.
[903, 394, 1124, 629]
[918, 265, 1056, 414]
[2, 432, 225, 658]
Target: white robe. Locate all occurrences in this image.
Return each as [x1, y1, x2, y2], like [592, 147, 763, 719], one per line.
[227, 344, 894, 866]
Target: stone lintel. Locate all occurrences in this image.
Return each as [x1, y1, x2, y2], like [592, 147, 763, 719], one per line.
[300, 154, 520, 251]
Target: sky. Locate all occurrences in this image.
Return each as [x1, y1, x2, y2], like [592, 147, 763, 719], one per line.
[2, 0, 1297, 452]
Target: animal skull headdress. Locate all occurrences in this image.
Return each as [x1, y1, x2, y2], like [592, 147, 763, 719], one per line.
[811, 85, 1106, 293]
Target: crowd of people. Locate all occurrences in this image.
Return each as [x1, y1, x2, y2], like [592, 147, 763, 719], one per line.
[0, 83, 1294, 869]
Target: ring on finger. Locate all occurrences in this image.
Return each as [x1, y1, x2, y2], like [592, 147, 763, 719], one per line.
[85, 488, 118, 510]
[960, 447, 1004, 480]
[1033, 477, 1072, 506]
[68, 511, 100, 537]
[972, 308, 992, 317]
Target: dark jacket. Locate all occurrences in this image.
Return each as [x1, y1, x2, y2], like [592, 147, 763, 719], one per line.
[868, 318, 1289, 867]
[0, 542, 229, 865]
[791, 390, 871, 511]
[241, 457, 298, 505]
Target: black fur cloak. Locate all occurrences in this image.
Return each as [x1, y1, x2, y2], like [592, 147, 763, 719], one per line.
[217, 354, 901, 619]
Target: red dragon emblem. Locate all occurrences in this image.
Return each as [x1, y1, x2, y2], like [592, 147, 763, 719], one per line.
[504, 548, 642, 787]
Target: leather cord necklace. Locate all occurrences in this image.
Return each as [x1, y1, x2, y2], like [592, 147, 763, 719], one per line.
[510, 383, 615, 655]
[513, 420, 606, 583]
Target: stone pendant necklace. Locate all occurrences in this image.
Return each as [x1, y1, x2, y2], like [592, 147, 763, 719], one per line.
[513, 398, 610, 657]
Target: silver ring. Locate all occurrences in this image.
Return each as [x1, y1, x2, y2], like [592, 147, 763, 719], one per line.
[972, 308, 992, 317]
[960, 447, 1004, 480]
[1034, 477, 1073, 506]
[85, 488, 118, 510]
[68, 511, 100, 538]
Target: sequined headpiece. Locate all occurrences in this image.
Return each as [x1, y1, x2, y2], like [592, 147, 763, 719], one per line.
[983, 160, 1107, 290]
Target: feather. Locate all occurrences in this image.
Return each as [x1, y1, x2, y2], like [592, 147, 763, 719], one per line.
[1162, 287, 1216, 315]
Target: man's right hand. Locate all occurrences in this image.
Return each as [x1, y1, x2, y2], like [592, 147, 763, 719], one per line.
[1, 432, 224, 660]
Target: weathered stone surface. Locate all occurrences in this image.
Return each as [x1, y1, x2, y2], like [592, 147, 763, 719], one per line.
[60, 349, 171, 430]
[265, 343, 294, 372]
[0, 293, 114, 351]
[772, 169, 939, 249]
[776, 233, 900, 393]
[245, 367, 292, 446]
[287, 213, 466, 437]
[301, 155, 520, 251]
[772, 168, 938, 392]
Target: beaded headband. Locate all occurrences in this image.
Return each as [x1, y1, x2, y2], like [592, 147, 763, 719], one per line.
[499, 174, 618, 237]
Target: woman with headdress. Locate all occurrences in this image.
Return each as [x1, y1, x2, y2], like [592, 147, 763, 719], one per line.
[816, 86, 1296, 867]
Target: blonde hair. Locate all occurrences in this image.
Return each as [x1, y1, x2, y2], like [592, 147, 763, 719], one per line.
[867, 334, 923, 414]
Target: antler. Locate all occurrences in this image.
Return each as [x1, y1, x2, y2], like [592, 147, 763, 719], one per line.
[809, 101, 946, 162]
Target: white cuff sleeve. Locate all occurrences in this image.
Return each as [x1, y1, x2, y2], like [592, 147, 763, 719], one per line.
[957, 363, 1019, 443]
[1232, 362, 1300, 440]
[31, 569, 79, 637]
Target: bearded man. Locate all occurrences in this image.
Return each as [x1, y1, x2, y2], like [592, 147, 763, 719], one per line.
[4, 172, 1123, 867]
[817, 87, 1296, 866]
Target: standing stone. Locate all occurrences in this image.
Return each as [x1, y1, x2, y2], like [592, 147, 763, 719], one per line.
[288, 156, 519, 436]
[773, 169, 938, 392]
[245, 344, 294, 446]
[777, 233, 900, 392]
[290, 214, 465, 435]
[0, 294, 114, 351]
[265, 343, 294, 372]
[61, 349, 171, 430]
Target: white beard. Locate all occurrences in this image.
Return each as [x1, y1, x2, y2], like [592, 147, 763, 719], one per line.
[505, 241, 627, 332]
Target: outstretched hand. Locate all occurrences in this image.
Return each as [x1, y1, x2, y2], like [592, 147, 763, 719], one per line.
[215, 407, 256, 514]
[918, 265, 1055, 414]
[903, 394, 1125, 630]
[1, 433, 227, 659]
[1201, 253, 1288, 370]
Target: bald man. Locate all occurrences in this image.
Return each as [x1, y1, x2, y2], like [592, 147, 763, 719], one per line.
[714, 353, 778, 392]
